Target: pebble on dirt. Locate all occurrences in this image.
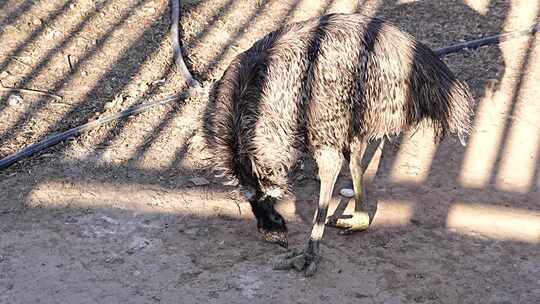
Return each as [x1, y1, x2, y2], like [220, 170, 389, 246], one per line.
[190, 177, 210, 186]
[339, 188, 354, 198]
[126, 237, 151, 255]
[7, 94, 23, 107]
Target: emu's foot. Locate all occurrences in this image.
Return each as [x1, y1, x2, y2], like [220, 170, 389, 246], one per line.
[326, 211, 370, 235]
[272, 249, 320, 277]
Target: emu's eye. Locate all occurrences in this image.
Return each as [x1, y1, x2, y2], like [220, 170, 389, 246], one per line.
[270, 213, 283, 224]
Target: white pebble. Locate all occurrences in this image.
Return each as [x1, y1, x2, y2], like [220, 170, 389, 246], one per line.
[7, 94, 23, 107]
[222, 179, 238, 186]
[339, 188, 354, 198]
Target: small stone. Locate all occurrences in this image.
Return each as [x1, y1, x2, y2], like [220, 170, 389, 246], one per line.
[127, 237, 150, 254]
[190, 177, 209, 186]
[7, 94, 23, 107]
[222, 179, 238, 186]
[339, 188, 354, 198]
[32, 18, 42, 26]
[150, 78, 166, 86]
[99, 216, 118, 225]
[105, 254, 124, 264]
[184, 227, 199, 235]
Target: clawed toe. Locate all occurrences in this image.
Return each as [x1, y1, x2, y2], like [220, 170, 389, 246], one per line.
[272, 249, 320, 277]
[326, 211, 370, 234]
[325, 214, 352, 227]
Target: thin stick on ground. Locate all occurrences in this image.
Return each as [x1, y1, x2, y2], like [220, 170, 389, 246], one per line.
[0, 87, 63, 100]
[8, 56, 32, 67]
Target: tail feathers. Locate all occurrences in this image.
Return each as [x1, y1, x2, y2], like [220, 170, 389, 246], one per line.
[447, 80, 474, 146]
[410, 40, 475, 146]
[419, 74, 474, 146]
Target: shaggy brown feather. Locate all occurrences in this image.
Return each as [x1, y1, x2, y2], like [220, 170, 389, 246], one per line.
[204, 13, 473, 196]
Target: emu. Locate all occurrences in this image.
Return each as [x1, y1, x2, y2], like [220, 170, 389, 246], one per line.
[203, 13, 473, 276]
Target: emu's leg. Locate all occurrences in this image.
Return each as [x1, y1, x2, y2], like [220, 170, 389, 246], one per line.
[327, 141, 370, 234]
[273, 148, 343, 276]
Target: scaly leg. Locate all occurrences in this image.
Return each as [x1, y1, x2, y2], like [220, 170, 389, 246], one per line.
[327, 140, 370, 234]
[273, 148, 343, 276]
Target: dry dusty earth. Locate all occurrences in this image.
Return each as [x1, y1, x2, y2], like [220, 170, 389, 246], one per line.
[1, 0, 539, 303]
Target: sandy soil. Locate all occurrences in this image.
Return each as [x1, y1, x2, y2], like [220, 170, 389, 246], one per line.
[0, 0, 539, 303]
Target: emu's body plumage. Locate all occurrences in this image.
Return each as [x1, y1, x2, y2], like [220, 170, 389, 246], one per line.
[204, 13, 473, 276]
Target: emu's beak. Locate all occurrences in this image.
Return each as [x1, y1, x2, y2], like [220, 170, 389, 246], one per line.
[261, 230, 288, 248]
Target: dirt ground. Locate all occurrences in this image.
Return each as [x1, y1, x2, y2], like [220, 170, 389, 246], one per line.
[0, 0, 539, 303]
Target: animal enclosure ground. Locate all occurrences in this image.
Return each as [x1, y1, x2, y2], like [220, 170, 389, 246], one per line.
[0, 0, 539, 303]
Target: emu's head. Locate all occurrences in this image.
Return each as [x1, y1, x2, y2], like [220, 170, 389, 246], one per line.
[246, 191, 288, 248]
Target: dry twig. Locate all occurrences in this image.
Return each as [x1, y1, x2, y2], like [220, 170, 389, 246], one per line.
[0, 86, 63, 100]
